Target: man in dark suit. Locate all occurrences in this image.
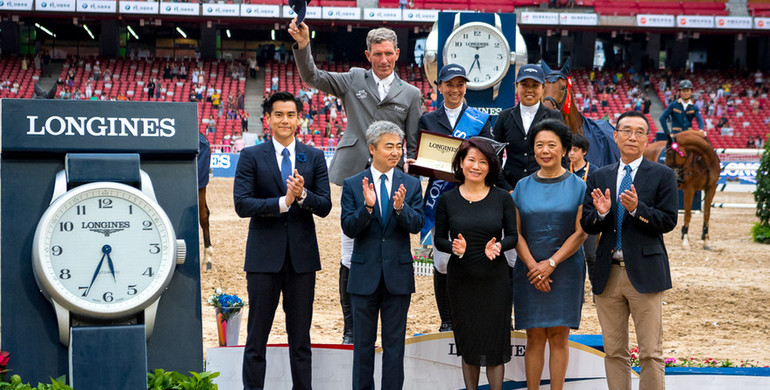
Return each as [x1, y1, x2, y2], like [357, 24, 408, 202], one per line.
[340, 120, 425, 390]
[494, 64, 563, 192]
[233, 91, 332, 390]
[580, 111, 678, 390]
[417, 64, 492, 333]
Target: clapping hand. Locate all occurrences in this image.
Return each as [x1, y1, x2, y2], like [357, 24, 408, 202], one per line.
[362, 177, 376, 209]
[392, 184, 406, 211]
[618, 184, 638, 213]
[591, 188, 612, 215]
[484, 237, 502, 260]
[452, 233, 467, 257]
[285, 170, 304, 206]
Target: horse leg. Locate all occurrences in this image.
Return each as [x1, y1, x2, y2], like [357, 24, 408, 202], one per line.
[681, 187, 694, 249]
[199, 187, 214, 270]
[701, 185, 717, 250]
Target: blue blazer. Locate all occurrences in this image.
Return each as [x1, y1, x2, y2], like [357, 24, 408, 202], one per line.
[580, 158, 678, 294]
[233, 141, 332, 273]
[341, 169, 425, 296]
[659, 100, 704, 134]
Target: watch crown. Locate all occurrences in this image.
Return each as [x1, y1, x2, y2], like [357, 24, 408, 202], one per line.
[175, 240, 186, 265]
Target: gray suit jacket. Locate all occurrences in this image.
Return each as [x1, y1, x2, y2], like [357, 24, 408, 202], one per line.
[293, 43, 423, 186]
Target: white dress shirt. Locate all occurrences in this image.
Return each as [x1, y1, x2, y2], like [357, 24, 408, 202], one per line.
[444, 104, 463, 129]
[373, 72, 395, 101]
[370, 165, 394, 216]
[520, 101, 541, 133]
[272, 138, 304, 213]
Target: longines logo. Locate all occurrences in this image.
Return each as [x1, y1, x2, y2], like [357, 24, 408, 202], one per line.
[467, 42, 488, 50]
[83, 221, 130, 236]
[26, 115, 176, 137]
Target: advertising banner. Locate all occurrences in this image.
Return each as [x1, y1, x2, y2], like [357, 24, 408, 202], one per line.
[0, 0, 33, 11]
[363, 7, 401, 22]
[322, 6, 361, 20]
[402, 9, 439, 22]
[159, 1, 199, 16]
[241, 4, 280, 18]
[77, 0, 115, 13]
[282, 4, 322, 20]
[676, 15, 714, 29]
[119, 0, 158, 15]
[715, 16, 753, 29]
[35, 0, 75, 12]
[520, 11, 558, 25]
[559, 13, 597, 26]
[202, 3, 239, 17]
[636, 14, 675, 28]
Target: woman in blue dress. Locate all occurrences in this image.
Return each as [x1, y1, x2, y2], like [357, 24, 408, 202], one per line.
[511, 119, 587, 390]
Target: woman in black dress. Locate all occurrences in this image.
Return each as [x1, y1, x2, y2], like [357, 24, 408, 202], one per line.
[435, 138, 517, 390]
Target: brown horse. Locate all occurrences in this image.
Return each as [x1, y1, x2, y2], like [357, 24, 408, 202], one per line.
[643, 130, 721, 250]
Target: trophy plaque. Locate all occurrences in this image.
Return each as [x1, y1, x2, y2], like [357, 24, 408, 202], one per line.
[409, 131, 465, 182]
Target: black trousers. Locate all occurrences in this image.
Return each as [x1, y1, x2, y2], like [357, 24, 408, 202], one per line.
[243, 261, 315, 390]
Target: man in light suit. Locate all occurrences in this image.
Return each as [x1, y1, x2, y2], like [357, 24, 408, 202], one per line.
[289, 20, 422, 345]
[340, 121, 425, 390]
[494, 64, 564, 192]
[233, 91, 332, 390]
[580, 111, 678, 390]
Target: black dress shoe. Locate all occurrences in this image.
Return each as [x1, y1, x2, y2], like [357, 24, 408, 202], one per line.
[342, 333, 354, 344]
[438, 322, 453, 332]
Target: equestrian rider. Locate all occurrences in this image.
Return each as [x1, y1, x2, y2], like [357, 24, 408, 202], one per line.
[659, 79, 704, 136]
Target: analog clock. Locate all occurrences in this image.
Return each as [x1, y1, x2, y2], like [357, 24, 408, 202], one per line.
[443, 21, 512, 91]
[32, 181, 186, 323]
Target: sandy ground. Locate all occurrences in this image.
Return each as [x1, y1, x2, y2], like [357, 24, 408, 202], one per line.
[200, 177, 770, 365]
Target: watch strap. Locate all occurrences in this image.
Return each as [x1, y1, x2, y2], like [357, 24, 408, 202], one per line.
[66, 153, 141, 188]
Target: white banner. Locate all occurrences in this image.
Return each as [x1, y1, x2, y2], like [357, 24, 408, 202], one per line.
[402, 9, 439, 22]
[520, 11, 559, 25]
[636, 14, 674, 27]
[119, 0, 158, 14]
[715, 16, 753, 29]
[77, 0, 115, 13]
[755, 17, 770, 30]
[282, 5, 322, 20]
[677, 15, 714, 29]
[35, 0, 75, 12]
[363, 7, 401, 22]
[159, 1, 199, 16]
[0, 0, 33, 11]
[559, 13, 597, 26]
[322, 6, 361, 20]
[241, 4, 280, 18]
[202, 3, 239, 17]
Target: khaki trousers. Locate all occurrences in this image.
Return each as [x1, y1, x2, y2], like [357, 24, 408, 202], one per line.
[595, 264, 665, 390]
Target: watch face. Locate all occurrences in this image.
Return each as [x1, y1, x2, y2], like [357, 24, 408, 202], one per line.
[443, 22, 511, 90]
[32, 182, 177, 319]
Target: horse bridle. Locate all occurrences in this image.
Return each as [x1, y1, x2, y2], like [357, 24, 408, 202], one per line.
[542, 73, 569, 112]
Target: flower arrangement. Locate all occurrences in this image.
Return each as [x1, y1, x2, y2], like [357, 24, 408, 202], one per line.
[413, 249, 434, 276]
[629, 346, 769, 368]
[0, 350, 9, 382]
[207, 288, 246, 321]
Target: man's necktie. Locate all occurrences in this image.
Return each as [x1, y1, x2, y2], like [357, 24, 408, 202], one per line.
[281, 148, 292, 189]
[380, 174, 389, 226]
[615, 165, 633, 251]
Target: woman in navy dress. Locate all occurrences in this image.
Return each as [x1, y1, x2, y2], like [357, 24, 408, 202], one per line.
[511, 119, 587, 390]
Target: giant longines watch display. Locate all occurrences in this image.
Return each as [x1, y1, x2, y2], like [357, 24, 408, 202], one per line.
[32, 157, 186, 346]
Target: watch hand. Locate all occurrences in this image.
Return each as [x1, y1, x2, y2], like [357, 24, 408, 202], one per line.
[85, 251, 107, 297]
[469, 57, 479, 74]
[474, 54, 481, 72]
[104, 245, 117, 283]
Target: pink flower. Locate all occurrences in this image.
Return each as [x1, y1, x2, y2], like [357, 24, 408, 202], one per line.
[0, 351, 9, 367]
[665, 358, 677, 364]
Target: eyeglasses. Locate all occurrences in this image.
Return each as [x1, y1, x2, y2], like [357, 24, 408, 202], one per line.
[616, 129, 648, 138]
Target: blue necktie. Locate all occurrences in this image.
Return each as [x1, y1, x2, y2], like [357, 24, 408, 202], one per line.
[616, 165, 633, 251]
[280, 148, 292, 189]
[380, 174, 389, 226]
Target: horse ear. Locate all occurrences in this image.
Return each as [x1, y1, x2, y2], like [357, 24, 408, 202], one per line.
[561, 57, 572, 76]
[540, 60, 552, 75]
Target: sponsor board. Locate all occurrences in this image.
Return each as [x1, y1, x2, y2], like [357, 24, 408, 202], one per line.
[520, 11, 559, 25]
[560, 13, 598, 26]
[402, 9, 438, 22]
[282, 4, 322, 20]
[322, 6, 361, 20]
[719, 160, 759, 185]
[159, 1, 199, 16]
[202, 3, 239, 17]
[210, 153, 238, 178]
[636, 14, 675, 28]
[119, 0, 158, 14]
[0, 0, 33, 11]
[35, 0, 75, 12]
[677, 15, 714, 29]
[755, 17, 770, 30]
[76, 0, 115, 13]
[241, 4, 280, 18]
[715, 16, 753, 29]
[363, 7, 401, 22]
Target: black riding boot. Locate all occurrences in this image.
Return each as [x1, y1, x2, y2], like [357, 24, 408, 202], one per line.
[433, 271, 453, 332]
[339, 264, 354, 344]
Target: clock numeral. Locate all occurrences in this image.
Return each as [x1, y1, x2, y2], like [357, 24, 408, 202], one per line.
[102, 292, 114, 302]
[129, 205, 133, 215]
[76, 205, 86, 215]
[143, 267, 154, 277]
[497, 54, 503, 60]
[98, 198, 113, 209]
[494, 66, 500, 71]
[450, 53, 457, 59]
[473, 31, 481, 37]
[474, 77, 480, 82]
[454, 42, 462, 47]
[59, 221, 73, 232]
[462, 33, 468, 39]
[143, 220, 153, 231]
[149, 243, 161, 254]
[494, 42, 500, 48]
[486, 74, 492, 79]
[127, 285, 138, 295]
[51, 245, 63, 256]
[79, 286, 88, 297]
[59, 269, 71, 279]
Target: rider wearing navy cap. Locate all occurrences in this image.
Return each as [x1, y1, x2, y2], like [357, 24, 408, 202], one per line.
[659, 79, 704, 136]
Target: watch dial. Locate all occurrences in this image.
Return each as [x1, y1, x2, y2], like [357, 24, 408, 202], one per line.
[444, 22, 511, 90]
[34, 184, 174, 317]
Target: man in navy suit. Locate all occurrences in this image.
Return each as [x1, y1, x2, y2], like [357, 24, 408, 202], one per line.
[234, 91, 332, 390]
[581, 111, 678, 390]
[340, 120, 425, 390]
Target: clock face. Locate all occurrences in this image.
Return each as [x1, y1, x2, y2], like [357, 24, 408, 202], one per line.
[32, 182, 177, 319]
[443, 22, 512, 90]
